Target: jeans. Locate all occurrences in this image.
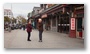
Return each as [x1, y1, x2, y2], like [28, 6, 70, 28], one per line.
[39, 31, 43, 40]
[27, 32, 31, 40]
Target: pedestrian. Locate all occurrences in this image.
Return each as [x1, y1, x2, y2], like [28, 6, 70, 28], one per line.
[32, 21, 35, 29]
[23, 24, 25, 30]
[8, 23, 12, 32]
[26, 20, 32, 41]
[37, 18, 43, 42]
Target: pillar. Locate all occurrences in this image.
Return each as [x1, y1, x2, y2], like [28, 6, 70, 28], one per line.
[69, 12, 76, 38]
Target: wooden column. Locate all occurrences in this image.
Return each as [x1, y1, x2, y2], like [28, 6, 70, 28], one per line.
[69, 5, 76, 38]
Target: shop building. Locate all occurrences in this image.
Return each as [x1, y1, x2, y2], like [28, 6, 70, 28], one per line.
[69, 4, 84, 39]
[30, 4, 84, 39]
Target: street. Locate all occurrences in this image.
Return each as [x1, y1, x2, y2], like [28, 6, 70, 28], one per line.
[4, 29, 84, 48]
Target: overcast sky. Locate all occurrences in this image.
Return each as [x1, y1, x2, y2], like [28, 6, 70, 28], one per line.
[4, 3, 40, 19]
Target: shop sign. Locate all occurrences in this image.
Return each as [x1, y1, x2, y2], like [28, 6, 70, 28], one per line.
[71, 18, 75, 30]
[41, 14, 47, 18]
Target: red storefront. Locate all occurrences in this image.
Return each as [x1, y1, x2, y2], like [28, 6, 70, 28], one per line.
[69, 4, 84, 39]
[34, 4, 84, 39]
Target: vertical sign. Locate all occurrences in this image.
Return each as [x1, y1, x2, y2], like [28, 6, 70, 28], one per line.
[71, 18, 75, 30]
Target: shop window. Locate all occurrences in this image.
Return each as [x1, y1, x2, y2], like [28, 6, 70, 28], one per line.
[77, 18, 82, 31]
[52, 18, 56, 27]
[66, 17, 69, 24]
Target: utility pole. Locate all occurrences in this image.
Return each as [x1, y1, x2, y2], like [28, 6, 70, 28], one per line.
[11, 3, 13, 24]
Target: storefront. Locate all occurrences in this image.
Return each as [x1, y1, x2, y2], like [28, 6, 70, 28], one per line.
[75, 5, 84, 39]
[57, 12, 70, 34]
[56, 5, 70, 34]
[41, 4, 70, 33]
[69, 4, 84, 39]
[41, 13, 51, 31]
[34, 4, 84, 39]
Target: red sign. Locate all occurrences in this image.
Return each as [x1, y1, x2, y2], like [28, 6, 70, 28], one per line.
[71, 18, 75, 30]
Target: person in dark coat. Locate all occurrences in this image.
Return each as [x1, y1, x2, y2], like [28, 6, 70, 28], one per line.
[26, 21, 32, 41]
[37, 18, 43, 42]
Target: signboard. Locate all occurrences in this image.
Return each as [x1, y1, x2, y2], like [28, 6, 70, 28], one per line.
[41, 14, 47, 18]
[71, 18, 75, 30]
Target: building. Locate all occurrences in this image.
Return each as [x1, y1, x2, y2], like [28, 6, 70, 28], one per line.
[4, 9, 13, 18]
[27, 12, 33, 23]
[32, 7, 41, 16]
[29, 7, 41, 29]
[70, 4, 84, 39]
[31, 4, 84, 39]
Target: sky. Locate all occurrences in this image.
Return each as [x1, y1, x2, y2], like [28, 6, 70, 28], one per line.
[4, 3, 40, 19]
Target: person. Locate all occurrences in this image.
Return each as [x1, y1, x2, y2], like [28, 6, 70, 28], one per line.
[23, 24, 25, 30]
[37, 18, 43, 42]
[26, 21, 32, 41]
[32, 21, 35, 29]
[8, 23, 12, 32]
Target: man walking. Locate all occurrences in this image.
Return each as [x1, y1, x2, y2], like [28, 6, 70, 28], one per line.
[37, 18, 43, 42]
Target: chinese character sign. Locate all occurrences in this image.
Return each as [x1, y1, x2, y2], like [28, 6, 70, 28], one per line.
[71, 18, 75, 30]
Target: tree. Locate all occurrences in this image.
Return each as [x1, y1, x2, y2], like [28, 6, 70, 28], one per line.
[4, 16, 11, 23]
[22, 18, 27, 24]
[12, 17, 16, 24]
[16, 15, 27, 24]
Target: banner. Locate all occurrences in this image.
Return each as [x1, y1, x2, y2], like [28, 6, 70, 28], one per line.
[71, 18, 75, 30]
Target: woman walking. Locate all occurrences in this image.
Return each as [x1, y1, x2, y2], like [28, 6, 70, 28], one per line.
[26, 20, 32, 41]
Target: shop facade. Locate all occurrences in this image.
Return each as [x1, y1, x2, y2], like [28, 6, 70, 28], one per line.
[33, 4, 84, 39]
[69, 4, 84, 39]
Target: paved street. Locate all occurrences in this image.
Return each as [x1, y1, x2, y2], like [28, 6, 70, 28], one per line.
[4, 29, 84, 48]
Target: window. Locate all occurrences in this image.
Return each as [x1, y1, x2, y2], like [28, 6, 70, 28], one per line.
[7, 12, 8, 15]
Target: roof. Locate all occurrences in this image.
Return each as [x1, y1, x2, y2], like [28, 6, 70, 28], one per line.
[4, 9, 12, 12]
[33, 7, 41, 10]
[41, 4, 61, 14]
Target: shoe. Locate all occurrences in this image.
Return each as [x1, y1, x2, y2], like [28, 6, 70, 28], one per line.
[39, 40, 42, 42]
[27, 40, 31, 41]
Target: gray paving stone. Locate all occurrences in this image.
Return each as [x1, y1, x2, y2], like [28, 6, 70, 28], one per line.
[4, 29, 84, 48]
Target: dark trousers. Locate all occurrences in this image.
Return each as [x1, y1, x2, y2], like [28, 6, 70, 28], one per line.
[39, 31, 43, 40]
[27, 32, 31, 40]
